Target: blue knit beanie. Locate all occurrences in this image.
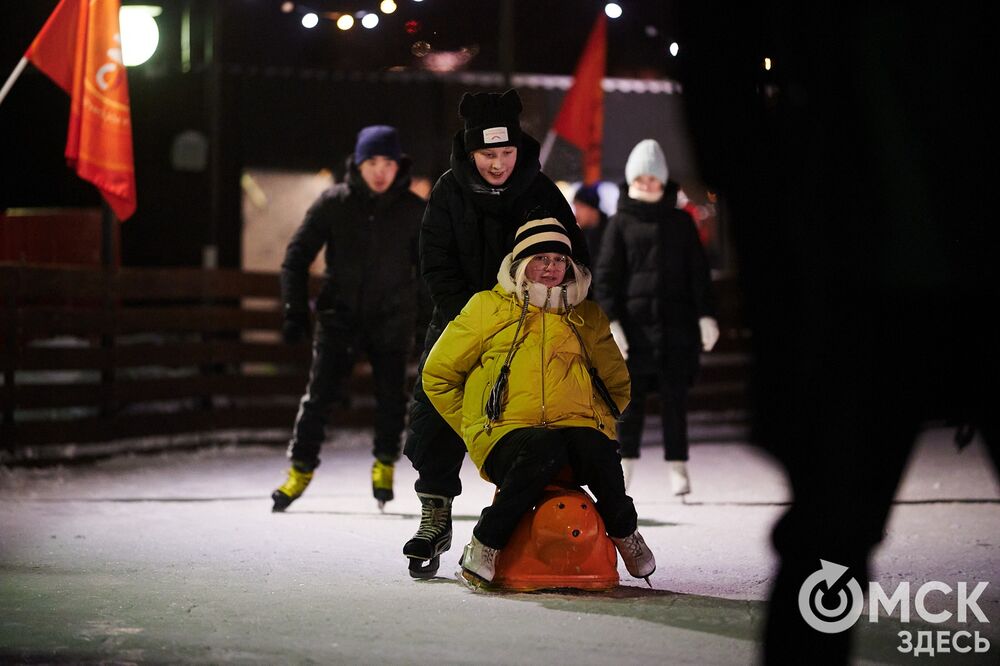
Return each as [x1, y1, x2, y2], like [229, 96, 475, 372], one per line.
[573, 183, 601, 209]
[354, 125, 402, 164]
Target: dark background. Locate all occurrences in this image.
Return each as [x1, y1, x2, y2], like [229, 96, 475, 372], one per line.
[0, 1, 700, 268]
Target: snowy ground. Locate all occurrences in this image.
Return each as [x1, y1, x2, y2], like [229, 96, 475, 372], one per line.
[1, 426, 997, 665]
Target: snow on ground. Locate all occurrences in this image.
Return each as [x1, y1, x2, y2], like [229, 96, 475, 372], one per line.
[1, 427, 997, 664]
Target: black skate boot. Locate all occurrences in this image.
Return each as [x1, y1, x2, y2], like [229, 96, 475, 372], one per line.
[403, 493, 452, 578]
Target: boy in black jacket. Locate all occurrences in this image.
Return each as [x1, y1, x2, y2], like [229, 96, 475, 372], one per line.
[272, 125, 426, 512]
[403, 90, 590, 577]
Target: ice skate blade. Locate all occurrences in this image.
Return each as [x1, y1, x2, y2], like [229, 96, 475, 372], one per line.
[459, 568, 493, 590]
[407, 555, 440, 579]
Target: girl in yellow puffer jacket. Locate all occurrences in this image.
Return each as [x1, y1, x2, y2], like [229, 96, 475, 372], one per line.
[423, 218, 657, 586]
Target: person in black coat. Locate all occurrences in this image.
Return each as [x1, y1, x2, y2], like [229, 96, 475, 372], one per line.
[572, 183, 608, 260]
[594, 139, 718, 496]
[402, 89, 590, 578]
[271, 125, 426, 513]
[678, 3, 997, 662]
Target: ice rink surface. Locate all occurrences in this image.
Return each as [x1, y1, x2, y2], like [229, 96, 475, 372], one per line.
[1, 426, 997, 664]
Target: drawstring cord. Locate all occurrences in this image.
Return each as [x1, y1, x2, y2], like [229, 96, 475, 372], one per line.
[485, 283, 620, 430]
[485, 287, 530, 428]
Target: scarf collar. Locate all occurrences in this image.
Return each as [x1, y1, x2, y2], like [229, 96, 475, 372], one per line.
[496, 254, 591, 311]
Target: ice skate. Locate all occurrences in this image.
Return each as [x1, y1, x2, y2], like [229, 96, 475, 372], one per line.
[668, 460, 690, 496]
[271, 463, 313, 512]
[371, 460, 394, 511]
[403, 493, 452, 578]
[611, 530, 656, 586]
[459, 535, 498, 586]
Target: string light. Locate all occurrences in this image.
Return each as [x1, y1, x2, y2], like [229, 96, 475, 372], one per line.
[283, 0, 680, 77]
[287, 3, 399, 30]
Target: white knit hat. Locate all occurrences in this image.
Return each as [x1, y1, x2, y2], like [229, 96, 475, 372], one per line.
[625, 139, 668, 185]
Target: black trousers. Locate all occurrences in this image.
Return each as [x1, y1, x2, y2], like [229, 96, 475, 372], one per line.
[288, 314, 409, 470]
[403, 345, 467, 498]
[474, 427, 638, 550]
[617, 364, 690, 461]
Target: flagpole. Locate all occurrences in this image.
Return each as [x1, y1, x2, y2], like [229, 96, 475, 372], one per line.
[0, 57, 28, 108]
[538, 129, 557, 170]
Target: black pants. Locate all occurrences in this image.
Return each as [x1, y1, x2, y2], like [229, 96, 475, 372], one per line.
[474, 427, 638, 550]
[403, 345, 467, 497]
[288, 314, 409, 470]
[617, 365, 690, 461]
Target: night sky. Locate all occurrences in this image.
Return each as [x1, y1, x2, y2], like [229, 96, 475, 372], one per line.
[1, 2, 684, 79]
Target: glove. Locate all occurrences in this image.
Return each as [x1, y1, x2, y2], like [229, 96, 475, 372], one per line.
[609, 320, 629, 360]
[699, 316, 719, 352]
[282, 311, 311, 344]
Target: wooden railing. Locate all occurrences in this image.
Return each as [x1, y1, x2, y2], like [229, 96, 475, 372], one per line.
[0, 264, 327, 460]
[1, 263, 748, 462]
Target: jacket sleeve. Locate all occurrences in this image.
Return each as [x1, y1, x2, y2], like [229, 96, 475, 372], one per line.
[685, 212, 717, 319]
[422, 293, 486, 436]
[587, 305, 631, 414]
[280, 194, 332, 315]
[420, 178, 477, 324]
[593, 216, 627, 321]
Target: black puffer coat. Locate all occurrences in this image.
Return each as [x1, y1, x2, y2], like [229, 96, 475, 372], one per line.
[280, 156, 426, 350]
[420, 131, 590, 335]
[594, 183, 716, 384]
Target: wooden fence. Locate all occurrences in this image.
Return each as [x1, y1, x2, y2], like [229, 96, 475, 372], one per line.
[1, 263, 748, 462]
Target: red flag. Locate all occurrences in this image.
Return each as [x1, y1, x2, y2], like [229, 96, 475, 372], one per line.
[25, 0, 137, 220]
[552, 14, 606, 184]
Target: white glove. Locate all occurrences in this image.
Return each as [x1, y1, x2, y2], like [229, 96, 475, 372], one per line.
[699, 316, 719, 352]
[609, 320, 629, 360]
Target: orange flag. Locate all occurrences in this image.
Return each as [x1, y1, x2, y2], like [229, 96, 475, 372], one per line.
[25, 0, 137, 220]
[552, 14, 606, 184]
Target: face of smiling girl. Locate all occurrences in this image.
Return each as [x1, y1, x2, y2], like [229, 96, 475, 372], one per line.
[472, 147, 518, 186]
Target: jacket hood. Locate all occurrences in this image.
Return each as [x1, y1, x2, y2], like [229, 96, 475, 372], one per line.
[448, 130, 542, 203]
[496, 253, 591, 311]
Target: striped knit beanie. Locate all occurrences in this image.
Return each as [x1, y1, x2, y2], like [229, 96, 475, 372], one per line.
[512, 218, 573, 261]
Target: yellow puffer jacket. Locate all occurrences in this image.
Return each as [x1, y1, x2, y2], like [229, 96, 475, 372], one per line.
[423, 258, 630, 478]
